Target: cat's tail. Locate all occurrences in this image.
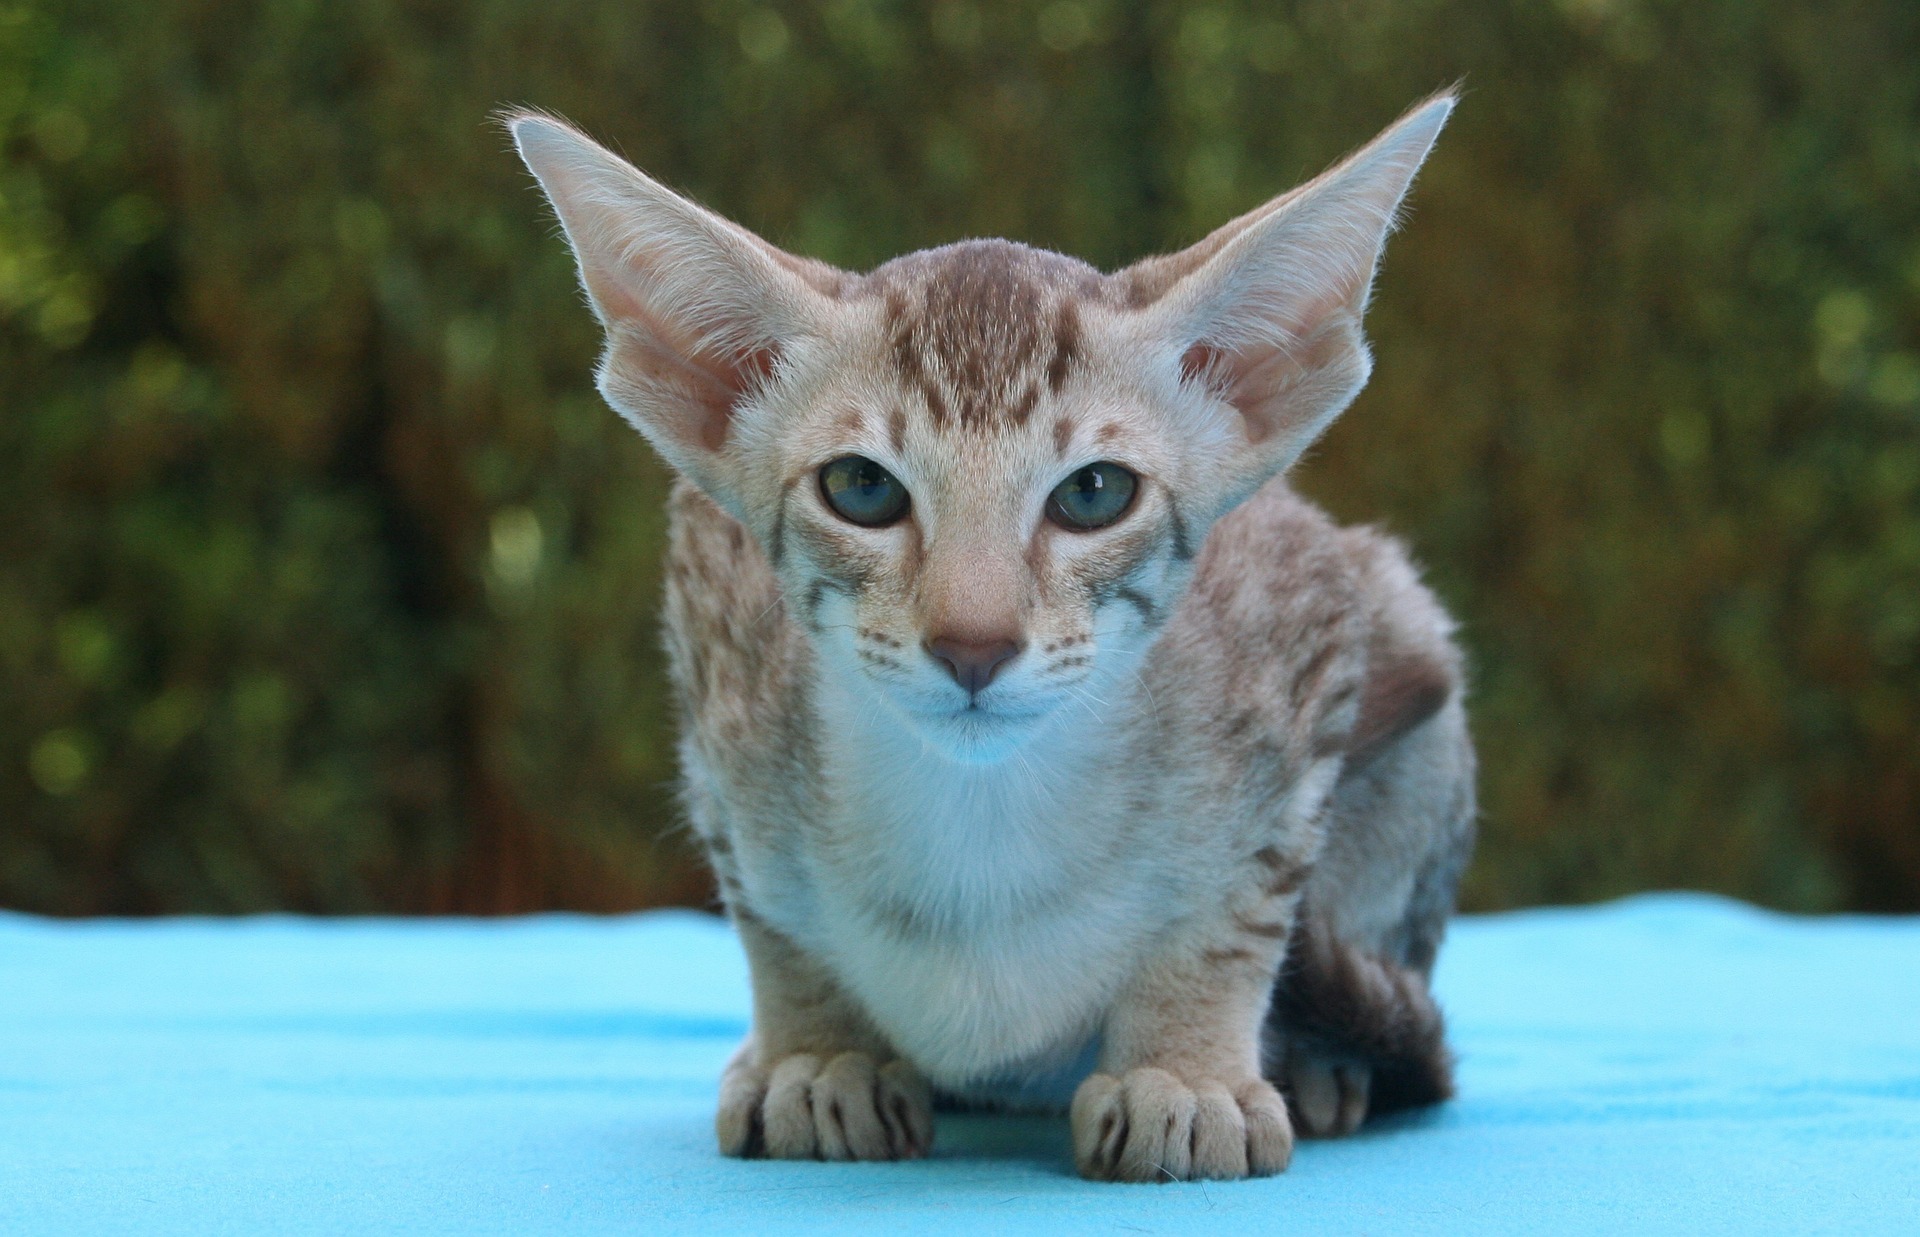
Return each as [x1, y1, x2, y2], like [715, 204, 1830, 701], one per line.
[1268, 915, 1453, 1114]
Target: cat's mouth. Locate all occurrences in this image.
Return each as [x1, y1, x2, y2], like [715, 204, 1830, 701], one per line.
[929, 691, 1048, 721]
[926, 702, 1041, 724]
[904, 696, 1056, 761]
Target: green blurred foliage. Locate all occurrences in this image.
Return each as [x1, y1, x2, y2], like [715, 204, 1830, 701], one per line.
[2, 0, 1916, 914]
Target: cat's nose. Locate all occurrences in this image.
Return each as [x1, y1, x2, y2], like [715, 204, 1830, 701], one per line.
[925, 634, 1022, 696]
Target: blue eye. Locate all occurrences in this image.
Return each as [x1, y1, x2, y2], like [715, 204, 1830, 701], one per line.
[819, 455, 910, 527]
[1047, 462, 1138, 531]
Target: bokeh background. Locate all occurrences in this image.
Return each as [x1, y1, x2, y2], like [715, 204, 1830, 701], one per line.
[4, 0, 1916, 915]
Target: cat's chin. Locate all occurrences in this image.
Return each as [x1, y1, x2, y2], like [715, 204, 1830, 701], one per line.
[906, 703, 1053, 764]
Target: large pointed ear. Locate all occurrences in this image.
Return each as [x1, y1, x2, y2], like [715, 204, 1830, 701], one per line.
[507, 112, 846, 503]
[1119, 93, 1453, 496]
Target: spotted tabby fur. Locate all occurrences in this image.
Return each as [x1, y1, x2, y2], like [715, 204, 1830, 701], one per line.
[510, 93, 1474, 1182]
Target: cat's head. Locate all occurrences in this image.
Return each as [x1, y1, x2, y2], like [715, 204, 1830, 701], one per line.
[510, 96, 1450, 762]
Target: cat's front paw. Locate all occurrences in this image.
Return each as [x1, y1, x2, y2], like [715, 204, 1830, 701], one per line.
[718, 1048, 933, 1161]
[1070, 1068, 1293, 1182]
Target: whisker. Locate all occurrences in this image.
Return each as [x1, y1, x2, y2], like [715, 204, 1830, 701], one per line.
[1127, 665, 1163, 729]
[1061, 682, 1108, 726]
[1070, 680, 1111, 709]
[750, 594, 786, 629]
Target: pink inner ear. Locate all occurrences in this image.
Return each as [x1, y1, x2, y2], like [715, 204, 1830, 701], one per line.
[609, 286, 783, 452]
[687, 344, 780, 452]
[1178, 320, 1360, 446]
[738, 345, 778, 388]
[1180, 341, 1279, 441]
[1180, 343, 1223, 387]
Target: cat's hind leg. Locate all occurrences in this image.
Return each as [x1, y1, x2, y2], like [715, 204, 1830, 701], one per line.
[1267, 695, 1475, 1137]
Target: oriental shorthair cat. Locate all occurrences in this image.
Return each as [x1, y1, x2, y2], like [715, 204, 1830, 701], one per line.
[509, 91, 1474, 1182]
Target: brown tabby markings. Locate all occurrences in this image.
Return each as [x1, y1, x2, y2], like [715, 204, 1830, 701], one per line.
[1047, 298, 1081, 394]
[1234, 914, 1291, 940]
[875, 242, 1097, 431]
[509, 92, 1472, 1184]
[1253, 846, 1308, 898]
[1166, 498, 1194, 561]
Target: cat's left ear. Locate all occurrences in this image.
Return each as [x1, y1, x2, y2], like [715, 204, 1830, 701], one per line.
[508, 112, 845, 508]
[1120, 93, 1453, 498]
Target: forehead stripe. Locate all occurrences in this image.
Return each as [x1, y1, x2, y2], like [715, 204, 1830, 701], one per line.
[870, 240, 1099, 433]
[1047, 298, 1080, 394]
[887, 288, 950, 425]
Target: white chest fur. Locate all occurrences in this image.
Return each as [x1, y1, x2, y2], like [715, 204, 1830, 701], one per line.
[778, 677, 1168, 1087]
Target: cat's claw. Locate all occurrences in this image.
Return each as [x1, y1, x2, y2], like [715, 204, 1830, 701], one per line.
[1070, 1068, 1293, 1182]
[718, 1049, 933, 1161]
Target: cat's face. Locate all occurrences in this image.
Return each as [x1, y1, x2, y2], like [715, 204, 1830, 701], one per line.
[509, 94, 1451, 761]
[735, 245, 1239, 759]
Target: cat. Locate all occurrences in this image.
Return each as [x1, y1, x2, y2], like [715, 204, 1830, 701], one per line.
[508, 91, 1474, 1182]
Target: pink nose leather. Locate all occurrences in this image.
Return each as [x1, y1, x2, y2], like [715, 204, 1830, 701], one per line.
[926, 635, 1021, 696]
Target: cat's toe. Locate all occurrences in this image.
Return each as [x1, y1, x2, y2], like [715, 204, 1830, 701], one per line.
[813, 1053, 932, 1160]
[1186, 1081, 1249, 1178]
[1235, 1078, 1295, 1174]
[1071, 1069, 1292, 1182]
[811, 1053, 887, 1159]
[876, 1059, 935, 1158]
[1286, 1055, 1371, 1138]
[715, 1045, 770, 1157]
[762, 1052, 827, 1157]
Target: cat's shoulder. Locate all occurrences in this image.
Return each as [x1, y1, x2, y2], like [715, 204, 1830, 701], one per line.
[665, 478, 779, 615]
[1168, 479, 1463, 759]
[663, 479, 805, 723]
[1181, 479, 1368, 640]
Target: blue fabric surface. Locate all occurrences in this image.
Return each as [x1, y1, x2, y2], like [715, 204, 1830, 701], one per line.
[2, 894, 1915, 1235]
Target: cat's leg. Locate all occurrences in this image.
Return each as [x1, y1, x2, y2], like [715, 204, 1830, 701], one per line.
[717, 910, 934, 1161]
[1270, 696, 1475, 1137]
[1069, 853, 1314, 1181]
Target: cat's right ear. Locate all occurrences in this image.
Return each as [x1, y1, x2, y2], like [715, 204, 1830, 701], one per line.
[1116, 93, 1453, 510]
[507, 112, 843, 504]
